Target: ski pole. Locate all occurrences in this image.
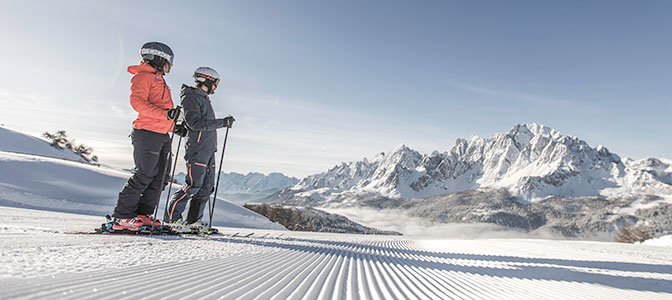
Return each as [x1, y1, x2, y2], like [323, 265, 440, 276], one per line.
[151, 108, 181, 231]
[158, 133, 182, 225]
[151, 130, 175, 231]
[208, 127, 230, 231]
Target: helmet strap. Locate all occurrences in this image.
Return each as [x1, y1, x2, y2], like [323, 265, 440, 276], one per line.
[196, 81, 215, 94]
[145, 57, 166, 74]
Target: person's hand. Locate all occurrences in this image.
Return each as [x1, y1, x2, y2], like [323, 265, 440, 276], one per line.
[173, 123, 188, 137]
[222, 115, 235, 128]
[167, 106, 182, 121]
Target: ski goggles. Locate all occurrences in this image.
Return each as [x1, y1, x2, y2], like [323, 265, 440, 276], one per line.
[196, 74, 220, 86]
[140, 48, 174, 65]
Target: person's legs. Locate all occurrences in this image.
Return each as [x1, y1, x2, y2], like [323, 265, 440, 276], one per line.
[113, 130, 166, 219]
[164, 159, 209, 223]
[137, 135, 171, 216]
[186, 153, 216, 224]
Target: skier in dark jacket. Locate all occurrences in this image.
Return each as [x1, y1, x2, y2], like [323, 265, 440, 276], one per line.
[164, 67, 234, 231]
[111, 42, 182, 231]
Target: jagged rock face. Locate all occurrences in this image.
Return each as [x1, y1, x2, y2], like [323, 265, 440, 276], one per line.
[283, 123, 672, 205]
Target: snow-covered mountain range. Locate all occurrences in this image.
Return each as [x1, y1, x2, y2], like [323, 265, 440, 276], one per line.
[175, 171, 297, 194]
[273, 123, 672, 237]
[281, 123, 671, 204]
[174, 171, 298, 204]
[217, 172, 299, 194]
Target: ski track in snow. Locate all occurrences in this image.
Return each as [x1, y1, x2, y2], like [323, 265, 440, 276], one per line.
[2, 207, 672, 300]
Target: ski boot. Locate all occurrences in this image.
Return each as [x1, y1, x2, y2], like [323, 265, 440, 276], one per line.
[164, 219, 191, 233]
[190, 220, 219, 234]
[136, 215, 162, 227]
[106, 216, 145, 231]
[189, 220, 208, 233]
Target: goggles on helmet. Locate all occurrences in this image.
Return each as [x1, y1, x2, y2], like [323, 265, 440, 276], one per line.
[140, 48, 174, 65]
[196, 73, 220, 86]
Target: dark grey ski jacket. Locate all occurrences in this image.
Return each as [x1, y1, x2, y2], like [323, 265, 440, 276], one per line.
[180, 84, 227, 162]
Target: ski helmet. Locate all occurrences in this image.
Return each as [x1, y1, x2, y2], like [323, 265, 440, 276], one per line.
[193, 67, 220, 93]
[140, 42, 174, 70]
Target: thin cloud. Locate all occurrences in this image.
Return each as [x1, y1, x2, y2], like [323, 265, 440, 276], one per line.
[449, 81, 574, 106]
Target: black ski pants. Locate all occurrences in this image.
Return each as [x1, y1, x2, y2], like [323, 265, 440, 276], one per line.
[112, 129, 171, 218]
[164, 153, 216, 223]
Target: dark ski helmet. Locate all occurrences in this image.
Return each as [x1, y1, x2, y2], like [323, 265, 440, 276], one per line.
[140, 42, 174, 70]
[193, 67, 220, 93]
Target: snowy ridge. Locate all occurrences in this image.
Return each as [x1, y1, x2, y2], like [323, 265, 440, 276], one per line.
[2, 207, 671, 299]
[285, 123, 672, 203]
[0, 126, 84, 162]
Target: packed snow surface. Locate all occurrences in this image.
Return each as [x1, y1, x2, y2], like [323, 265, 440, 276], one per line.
[642, 235, 672, 247]
[1, 207, 672, 299]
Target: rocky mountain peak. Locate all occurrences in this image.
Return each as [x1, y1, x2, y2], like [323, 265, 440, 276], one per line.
[282, 123, 671, 204]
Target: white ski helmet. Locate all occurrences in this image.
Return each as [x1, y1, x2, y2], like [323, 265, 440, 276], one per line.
[193, 67, 220, 84]
[193, 67, 220, 93]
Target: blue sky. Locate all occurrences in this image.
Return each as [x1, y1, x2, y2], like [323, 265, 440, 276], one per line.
[0, 0, 670, 178]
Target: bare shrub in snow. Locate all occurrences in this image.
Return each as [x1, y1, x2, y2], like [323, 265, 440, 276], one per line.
[615, 224, 653, 243]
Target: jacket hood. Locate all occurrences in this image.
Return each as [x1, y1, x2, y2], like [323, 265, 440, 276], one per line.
[180, 84, 208, 99]
[127, 62, 158, 75]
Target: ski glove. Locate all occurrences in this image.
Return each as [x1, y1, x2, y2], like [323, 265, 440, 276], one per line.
[167, 106, 184, 121]
[173, 123, 188, 137]
[221, 115, 236, 128]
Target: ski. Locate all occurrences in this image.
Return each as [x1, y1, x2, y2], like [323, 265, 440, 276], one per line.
[229, 232, 254, 238]
[93, 222, 180, 235]
[67, 223, 260, 238]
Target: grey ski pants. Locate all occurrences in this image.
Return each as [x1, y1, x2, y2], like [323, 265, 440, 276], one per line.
[112, 129, 171, 218]
[164, 152, 216, 223]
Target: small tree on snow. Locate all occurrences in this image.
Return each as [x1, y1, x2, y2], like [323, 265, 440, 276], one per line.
[42, 130, 69, 149]
[73, 144, 93, 157]
[42, 130, 98, 163]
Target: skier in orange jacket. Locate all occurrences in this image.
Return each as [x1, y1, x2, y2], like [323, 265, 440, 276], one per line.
[110, 42, 181, 230]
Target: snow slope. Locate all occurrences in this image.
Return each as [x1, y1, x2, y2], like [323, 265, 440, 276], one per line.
[1, 207, 671, 299]
[0, 126, 83, 162]
[0, 129, 284, 230]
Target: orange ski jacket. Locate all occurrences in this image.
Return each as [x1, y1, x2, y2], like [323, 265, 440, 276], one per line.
[127, 62, 175, 134]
